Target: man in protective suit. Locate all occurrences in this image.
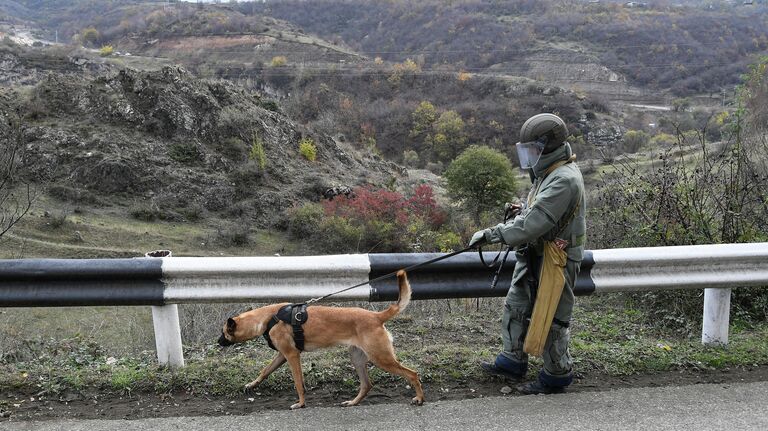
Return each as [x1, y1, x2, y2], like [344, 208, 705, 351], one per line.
[469, 113, 586, 395]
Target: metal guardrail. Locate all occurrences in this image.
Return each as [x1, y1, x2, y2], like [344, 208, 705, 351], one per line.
[1, 243, 767, 367]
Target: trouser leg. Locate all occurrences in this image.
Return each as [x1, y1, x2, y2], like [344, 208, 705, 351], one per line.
[539, 259, 579, 387]
[498, 276, 532, 376]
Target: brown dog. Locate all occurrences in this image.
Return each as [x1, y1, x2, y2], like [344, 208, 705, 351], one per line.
[218, 270, 424, 409]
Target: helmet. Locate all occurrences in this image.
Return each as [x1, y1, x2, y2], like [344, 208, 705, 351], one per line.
[518, 113, 568, 154]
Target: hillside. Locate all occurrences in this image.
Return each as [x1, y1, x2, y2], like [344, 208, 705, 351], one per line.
[0, 43, 400, 257]
[249, 0, 768, 96]
[60, 4, 612, 165]
[0, 0, 748, 260]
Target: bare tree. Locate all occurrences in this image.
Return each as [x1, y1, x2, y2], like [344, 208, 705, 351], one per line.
[0, 114, 35, 241]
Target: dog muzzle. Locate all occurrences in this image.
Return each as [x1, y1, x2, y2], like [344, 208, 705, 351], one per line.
[218, 333, 234, 346]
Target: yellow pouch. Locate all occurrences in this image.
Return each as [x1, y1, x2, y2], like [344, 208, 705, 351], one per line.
[523, 241, 568, 357]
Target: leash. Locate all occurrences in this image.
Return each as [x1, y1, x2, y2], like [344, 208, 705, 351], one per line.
[477, 201, 518, 281]
[306, 247, 473, 305]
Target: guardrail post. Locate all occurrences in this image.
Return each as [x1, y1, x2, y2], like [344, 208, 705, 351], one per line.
[702, 287, 731, 346]
[151, 304, 184, 368]
[145, 249, 184, 367]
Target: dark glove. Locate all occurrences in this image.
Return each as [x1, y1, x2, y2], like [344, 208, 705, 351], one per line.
[504, 202, 523, 219]
[469, 230, 487, 249]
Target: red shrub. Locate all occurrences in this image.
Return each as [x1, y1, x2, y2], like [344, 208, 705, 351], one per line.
[322, 184, 445, 228]
[405, 184, 446, 228]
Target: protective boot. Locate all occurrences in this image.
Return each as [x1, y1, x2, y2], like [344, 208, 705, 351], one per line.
[517, 380, 564, 395]
[517, 369, 572, 395]
[480, 354, 526, 381]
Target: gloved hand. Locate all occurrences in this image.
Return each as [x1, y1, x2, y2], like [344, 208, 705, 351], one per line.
[504, 202, 524, 219]
[469, 230, 487, 249]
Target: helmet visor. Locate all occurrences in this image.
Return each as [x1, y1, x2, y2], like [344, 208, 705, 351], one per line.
[515, 140, 545, 170]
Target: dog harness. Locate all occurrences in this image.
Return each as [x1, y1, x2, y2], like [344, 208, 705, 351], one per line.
[263, 303, 309, 351]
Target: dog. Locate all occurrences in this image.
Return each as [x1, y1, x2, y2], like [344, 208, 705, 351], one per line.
[218, 270, 424, 409]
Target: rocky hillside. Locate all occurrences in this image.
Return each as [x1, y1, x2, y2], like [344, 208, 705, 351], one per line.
[3, 45, 399, 229]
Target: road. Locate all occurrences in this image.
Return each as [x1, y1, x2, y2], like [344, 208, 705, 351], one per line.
[3, 381, 766, 431]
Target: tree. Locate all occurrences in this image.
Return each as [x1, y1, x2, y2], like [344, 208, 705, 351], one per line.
[80, 27, 100, 47]
[444, 145, 517, 224]
[741, 57, 768, 131]
[1, 115, 35, 241]
[409, 101, 437, 140]
[431, 110, 467, 163]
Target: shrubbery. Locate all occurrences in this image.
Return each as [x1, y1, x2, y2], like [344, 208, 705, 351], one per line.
[99, 45, 114, 57]
[286, 184, 458, 253]
[621, 130, 649, 153]
[249, 134, 267, 170]
[299, 137, 317, 161]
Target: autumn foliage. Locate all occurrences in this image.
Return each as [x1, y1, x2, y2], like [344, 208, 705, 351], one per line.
[287, 184, 457, 253]
[322, 184, 445, 229]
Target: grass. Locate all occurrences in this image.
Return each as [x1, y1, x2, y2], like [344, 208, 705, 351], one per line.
[1, 194, 297, 259]
[2, 296, 767, 398]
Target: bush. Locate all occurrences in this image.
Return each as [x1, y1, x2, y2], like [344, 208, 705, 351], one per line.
[621, 130, 649, 153]
[270, 56, 287, 67]
[48, 185, 99, 205]
[592, 121, 768, 326]
[80, 27, 99, 46]
[249, 134, 267, 170]
[169, 142, 201, 164]
[228, 161, 264, 197]
[130, 203, 161, 221]
[316, 216, 363, 253]
[258, 99, 280, 113]
[45, 210, 69, 229]
[287, 184, 449, 253]
[216, 222, 250, 246]
[650, 133, 676, 148]
[299, 137, 317, 161]
[180, 203, 205, 222]
[216, 136, 248, 161]
[99, 45, 114, 57]
[402, 150, 419, 167]
[286, 203, 323, 239]
[444, 145, 517, 224]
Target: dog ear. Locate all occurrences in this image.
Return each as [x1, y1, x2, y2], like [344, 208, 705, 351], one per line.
[227, 317, 237, 332]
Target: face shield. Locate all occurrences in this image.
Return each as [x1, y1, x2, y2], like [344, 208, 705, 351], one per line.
[515, 140, 545, 170]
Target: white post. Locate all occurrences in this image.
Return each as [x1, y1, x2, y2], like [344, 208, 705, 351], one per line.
[151, 304, 185, 368]
[702, 288, 731, 346]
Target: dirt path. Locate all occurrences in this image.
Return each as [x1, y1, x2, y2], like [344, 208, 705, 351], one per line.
[3, 366, 767, 422]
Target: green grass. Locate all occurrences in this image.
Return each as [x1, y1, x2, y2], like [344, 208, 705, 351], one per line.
[1, 194, 297, 258]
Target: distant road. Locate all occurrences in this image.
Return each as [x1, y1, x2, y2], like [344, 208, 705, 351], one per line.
[628, 103, 673, 111]
[4, 381, 767, 431]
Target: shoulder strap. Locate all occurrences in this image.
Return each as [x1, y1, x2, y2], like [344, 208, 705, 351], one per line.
[262, 304, 309, 351]
[263, 315, 281, 351]
[528, 155, 577, 207]
[554, 191, 582, 238]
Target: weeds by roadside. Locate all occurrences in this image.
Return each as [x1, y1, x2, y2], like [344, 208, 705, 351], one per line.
[2, 297, 767, 399]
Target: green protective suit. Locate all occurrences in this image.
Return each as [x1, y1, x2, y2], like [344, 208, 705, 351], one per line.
[481, 142, 586, 385]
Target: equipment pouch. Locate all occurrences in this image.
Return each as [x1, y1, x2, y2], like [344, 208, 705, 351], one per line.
[523, 240, 567, 357]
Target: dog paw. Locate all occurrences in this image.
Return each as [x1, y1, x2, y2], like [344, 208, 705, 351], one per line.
[340, 400, 358, 407]
[290, 402, 305, 410]
[244, 382, 260, 393]
[411, 397, 424, 406]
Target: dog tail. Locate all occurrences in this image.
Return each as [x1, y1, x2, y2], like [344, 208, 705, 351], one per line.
[378, 270, 411, 322]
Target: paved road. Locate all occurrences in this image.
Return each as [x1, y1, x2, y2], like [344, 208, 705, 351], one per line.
[3, 381, 766, 431]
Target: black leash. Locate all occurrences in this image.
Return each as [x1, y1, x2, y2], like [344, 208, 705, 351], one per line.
[306, 247, 473, 305]
[477, 202, 518, 285]
[489, 247, 512, 290]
